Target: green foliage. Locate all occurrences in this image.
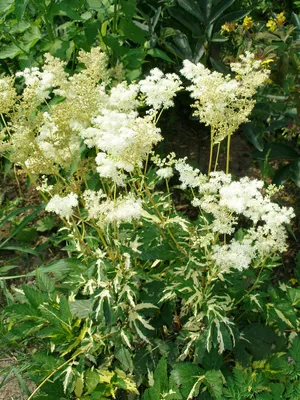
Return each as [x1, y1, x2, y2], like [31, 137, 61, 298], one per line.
[0, 0, 172, 79]
[137, 0, 249, 64]
[0, 2, 299, 399]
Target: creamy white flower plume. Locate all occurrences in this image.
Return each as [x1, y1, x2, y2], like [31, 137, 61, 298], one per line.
[46, 193, 78, 218]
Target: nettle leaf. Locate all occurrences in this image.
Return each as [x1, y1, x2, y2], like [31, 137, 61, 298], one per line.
[171, 363, 204, 399]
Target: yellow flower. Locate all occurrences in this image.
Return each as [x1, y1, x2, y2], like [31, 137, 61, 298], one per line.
[261, 58, 274, 67]
[221, 22, 236, 34]
[243, 15, 254, 30]
[266, 19, 277, 31]
[276, 11, 286, 26]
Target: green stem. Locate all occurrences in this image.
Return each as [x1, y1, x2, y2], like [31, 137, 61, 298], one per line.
[235, 262, 265, 308]
[214, 142, 220, 172]
[226, 133, 232, 174]
[113, 0, 118, 33]
[208, 129, 214, 175]
[27, 348, 87, 400]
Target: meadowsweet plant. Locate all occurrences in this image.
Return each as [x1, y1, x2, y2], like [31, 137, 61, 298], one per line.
[0, 49, 298, 399]
[181, 52, 270, 173]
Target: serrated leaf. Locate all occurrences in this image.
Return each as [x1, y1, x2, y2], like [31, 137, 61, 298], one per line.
[115, 347, 133, 372]
[85, 369, 100, 394]
[36, 271, 55, 294]
[204, 370, 223, 398]
[36, 216, 55, 232]
[23, 285, 46, 308]
[143, 357, 168, 400]
[70, 299, 93, 318]
[171, 363, 204, 399]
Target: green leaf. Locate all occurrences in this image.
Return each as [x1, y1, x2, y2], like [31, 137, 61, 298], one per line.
[115, 347, 133, 373]
[59, 295, 73, 325]
[36, 271, 56, 294]
[272, 164, 292, 186]
[193, 39, 205, 62]
[143, 357, 168, 400]
[171, 363, 203, 399]
[272, 301, 298, 328]
[120, 0, 136, 19]
[0, 207, 41, 248]
[252, 143, 299, 160]
[176, 0, 206, 24]
[15, 227, 37, 242]
[0, 44, 22, 59]
[204, 370, 223, 399]
[168, 7, 203, 37]
[21, 26, 42, 52]
[48, 0, 83, 21]
[290, 158, 300, 187]
[242, 123, 264, 152]
[49, 39, 75, 61]
[210, 57, 230, 74]
[0, 245, 39, 256]
[85, 369, 100, 394]
[0, 0, 13, 14]
[164, 34, 193, 60]
[70, 299, 94, 318]
[147, 48, 174, 63]
[239, 324, 277, 360]
[209, 0, 235, 24]
[23, 284, 46, 308]
[119, 19, 146, 44]
[15, 0, 29, 20]
[36, 216, 55, 232]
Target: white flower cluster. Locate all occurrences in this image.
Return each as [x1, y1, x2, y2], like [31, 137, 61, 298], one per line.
[151, 152, 177, 180]
[0, 77, 17, 114]
[175, 158, 206, 189]
[83, 190, 143, 226]
[139, 68, 182, 110]
[191, 172, 294, 272]
[16, 67, 54, 101]
[81, 109, 162, 185]
[180, 53, 270, 143]
[108, 82, 140, 112]
[45, 193, 78, 218]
